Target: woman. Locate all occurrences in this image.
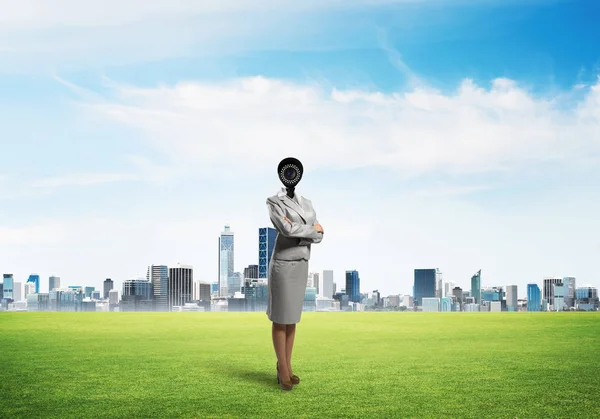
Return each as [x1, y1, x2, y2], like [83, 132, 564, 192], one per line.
[266, 157, 324, 391]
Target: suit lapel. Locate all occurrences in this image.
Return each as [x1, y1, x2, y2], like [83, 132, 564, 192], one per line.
[277, 188, 307, 223]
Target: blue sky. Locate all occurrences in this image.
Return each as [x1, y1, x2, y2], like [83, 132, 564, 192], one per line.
[1, 0, 599, 298]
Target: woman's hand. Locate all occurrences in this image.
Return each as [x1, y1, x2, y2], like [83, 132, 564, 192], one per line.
[314, 223, 324, 233]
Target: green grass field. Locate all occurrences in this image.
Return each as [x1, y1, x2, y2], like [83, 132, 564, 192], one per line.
[1, 311, 599, 418]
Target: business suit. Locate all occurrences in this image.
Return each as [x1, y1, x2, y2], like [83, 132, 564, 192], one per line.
[266, 187, 323, 324]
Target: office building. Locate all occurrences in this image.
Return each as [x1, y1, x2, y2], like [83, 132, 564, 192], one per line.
[452, 287, 464, 310]
[84, 286, 95, 298]
[303, 286, 317, 312]
[543, 277, 562, 306]
[575, 286, 599, 311]
[244, 265, 259, 280]
[345, 270, 361, 303]
[49, 276, 60, 292]
[506, 285, 518, 312]
[527, 283, 541, 311]
[27, 274, 40, 294]
[553, 284, 565, 311]
[258, 227, 277, 279]
[444, 281, 455, 298]
[121, 279, 154, 311]
[2, 274, 14, 300]
[321, 270, 334, 299]
[147, 265, 169, 311]
[440, 297, 452, 312]
[422, 297, 440, 312]
[310, 272, 320, 295]
[471, 270, 481, 304]
[194, 281, 211, 302]
[436, 270, 444, 298]
[414, 269, 436, 306]
[219, 225, 234, 297]
[169, 264, 193, 310]
[103, 278, 114, 299]
[563, 277, 576, 308]
[228, 272, 243, 297]
[13, 281, 22, 302]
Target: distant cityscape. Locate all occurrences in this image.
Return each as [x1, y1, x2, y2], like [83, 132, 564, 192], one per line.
[1, 225, 598, 313]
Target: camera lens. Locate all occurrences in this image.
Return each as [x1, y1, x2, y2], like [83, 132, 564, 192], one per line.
[277, 158, 303, 187]
[284, 168, 296, 180]
[280, 164, 300, 184]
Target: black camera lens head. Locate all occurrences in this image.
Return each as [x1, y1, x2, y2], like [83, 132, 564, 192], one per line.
[277, 157, 303, 188]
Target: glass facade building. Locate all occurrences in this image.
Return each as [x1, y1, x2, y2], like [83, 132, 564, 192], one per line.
[258, 227, 277, 279]
[169, 266, 193, 310]
[527, 283, 541, 311]
[2, 274, 14, 300]
[147, 265, 169, 311]
[543, 277, 562, 305]
[422, 297, 440, 312]
[414, 269, 436, 306]
[49, 276, 60, 292]
[345, 270, 361, 303]
[219, 225, 234, 297]
[103, 278, 114, 299]
[303, 286, 317, 312]
[562, 277, 576, 308]
[27, 274, 40, 294]
[440, 297, 453, 312]
[553, 284, 565, 311]
[471, 270, 481, 304]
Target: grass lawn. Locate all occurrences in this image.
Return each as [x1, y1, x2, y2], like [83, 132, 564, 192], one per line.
[1, 311, 599, 418]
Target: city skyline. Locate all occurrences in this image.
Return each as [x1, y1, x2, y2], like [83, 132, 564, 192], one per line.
[2, 1, 600, 297]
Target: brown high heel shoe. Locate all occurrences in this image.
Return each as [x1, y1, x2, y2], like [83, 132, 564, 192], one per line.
[277, 362, 300, 385]
[276, 364, 293, 391]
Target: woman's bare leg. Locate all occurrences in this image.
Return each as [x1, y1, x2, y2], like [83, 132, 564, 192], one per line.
[285, 323, 296, 378]
[272, 322, 291, 383]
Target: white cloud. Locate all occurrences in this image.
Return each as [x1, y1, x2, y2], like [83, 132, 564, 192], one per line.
[78, 75, 600, 179]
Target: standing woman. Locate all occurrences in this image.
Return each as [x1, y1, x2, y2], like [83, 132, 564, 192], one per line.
[266, 157, 324, 391]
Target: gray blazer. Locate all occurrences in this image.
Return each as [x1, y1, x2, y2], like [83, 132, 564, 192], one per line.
[267, 188, 323, 261]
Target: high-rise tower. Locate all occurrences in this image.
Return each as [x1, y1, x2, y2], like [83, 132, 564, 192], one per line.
[219, 225, 234, 297]
[258, 227, 277, 279]
[147, 265, 169, 311]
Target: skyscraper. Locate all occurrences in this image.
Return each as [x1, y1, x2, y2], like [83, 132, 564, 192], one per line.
[506, 285, 518, 312]
[2, 274, 14, 300]
[219, 225, 234, 297]
[436, 269, 444, 298]
[49, 276, 60, 292]
[471, 270, 481, 304]
[244, 265, 259, 280]
[27, 274, 40, 294]
[345, 270, 361, 303]
[543, 277, 562, 305]
[312, 272, 320, 295]
[169, 264, 193, 310]
[147, 265, 169, 311]
[103, 278, 114, 299]
[553, 283, 565, 311]
[228, 272, 243, 297]
[321, 270, 334, 299]
[13, 282, 22, 302]
[258, 227, 277, 279]
[562, 277, 576, 308]
[414, 269, 436, 306]
[527, 283, 541, 311]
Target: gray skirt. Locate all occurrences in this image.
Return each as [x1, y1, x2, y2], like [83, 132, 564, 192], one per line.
[266, 258, 309, 324]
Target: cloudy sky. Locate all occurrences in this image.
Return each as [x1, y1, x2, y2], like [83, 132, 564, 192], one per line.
[1, 0, 599, 298]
